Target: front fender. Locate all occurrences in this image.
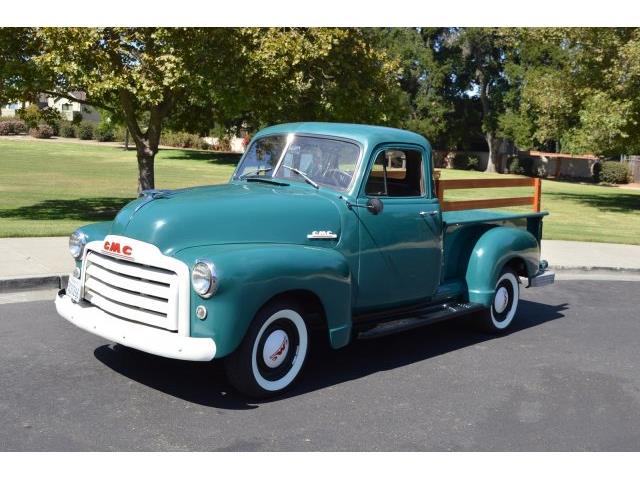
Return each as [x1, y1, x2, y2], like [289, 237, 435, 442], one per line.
[466, 227, 539, 306]
[74, 221, 112, 268]
[174, 244, 352, 358]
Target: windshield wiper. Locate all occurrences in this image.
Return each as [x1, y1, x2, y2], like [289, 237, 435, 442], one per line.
[281, 165, 319, 189]
[238, 167, 273, 179]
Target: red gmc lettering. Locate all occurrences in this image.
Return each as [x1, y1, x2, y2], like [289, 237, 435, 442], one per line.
[103, 241, 132, 256]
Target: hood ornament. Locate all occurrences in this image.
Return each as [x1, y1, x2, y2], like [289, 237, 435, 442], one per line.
[307, 230, 338, 240]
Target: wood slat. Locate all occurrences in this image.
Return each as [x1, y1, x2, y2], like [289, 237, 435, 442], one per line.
[437, 178, 535, 189]
[441, 196, 535, 212]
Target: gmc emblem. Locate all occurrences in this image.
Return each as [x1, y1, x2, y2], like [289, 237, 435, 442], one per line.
[103, 241, 132, 256]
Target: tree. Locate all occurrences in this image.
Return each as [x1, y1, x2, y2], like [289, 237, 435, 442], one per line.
[30, 28, 247, 192]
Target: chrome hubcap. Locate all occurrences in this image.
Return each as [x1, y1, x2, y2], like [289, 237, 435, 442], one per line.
[494, 286, 510, 314]
[262, 329, 289, 368]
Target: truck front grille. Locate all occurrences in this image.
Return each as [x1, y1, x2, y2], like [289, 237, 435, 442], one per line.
[82, 251, 180, 331]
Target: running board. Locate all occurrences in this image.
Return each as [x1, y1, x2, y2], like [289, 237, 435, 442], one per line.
[356, 302, 485, 340]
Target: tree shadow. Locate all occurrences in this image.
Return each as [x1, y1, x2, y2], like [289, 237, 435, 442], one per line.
[93, 299, 568, 410]
[545, 190, 640, 214]
[0, 197, 133, 222]
[159, 150, 241, 166]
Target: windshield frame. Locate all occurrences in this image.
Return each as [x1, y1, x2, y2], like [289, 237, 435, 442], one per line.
[233, 133, 364, 193]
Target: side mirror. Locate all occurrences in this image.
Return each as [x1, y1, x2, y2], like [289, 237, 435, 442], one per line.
[366, 198, 384, 215]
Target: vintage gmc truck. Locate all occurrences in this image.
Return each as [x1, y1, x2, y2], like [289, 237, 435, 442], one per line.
[55, 122, 554, 398]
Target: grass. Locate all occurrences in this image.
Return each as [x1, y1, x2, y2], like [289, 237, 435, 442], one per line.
[0, 138, 639, 244]
[437, 169, 640, 245]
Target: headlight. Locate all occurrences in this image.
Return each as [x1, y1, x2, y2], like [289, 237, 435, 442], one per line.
[191, 260, 218, 298]
[69, 230, 87, 259]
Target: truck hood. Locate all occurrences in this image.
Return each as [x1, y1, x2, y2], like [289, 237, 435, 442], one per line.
[108, 182, 343, 255]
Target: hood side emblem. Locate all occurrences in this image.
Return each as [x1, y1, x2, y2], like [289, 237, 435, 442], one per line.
[307, 230, 338, 240]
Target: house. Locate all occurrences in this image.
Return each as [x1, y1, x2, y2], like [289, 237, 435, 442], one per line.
[2, 92, 101, 123]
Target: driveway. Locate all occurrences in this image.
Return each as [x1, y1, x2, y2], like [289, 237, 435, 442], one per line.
[1, 279, 639, 451]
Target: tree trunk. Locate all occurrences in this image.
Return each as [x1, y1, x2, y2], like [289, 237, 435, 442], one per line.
[135, 142, 156, 193]
[485, 133, 502, 173]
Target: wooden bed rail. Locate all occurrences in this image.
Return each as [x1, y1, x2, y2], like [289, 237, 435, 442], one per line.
[434, 176, 542, 213]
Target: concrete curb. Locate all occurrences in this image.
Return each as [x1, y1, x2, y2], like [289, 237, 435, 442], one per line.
[2, 264, 640, 293]
[0, 274, 68, 293]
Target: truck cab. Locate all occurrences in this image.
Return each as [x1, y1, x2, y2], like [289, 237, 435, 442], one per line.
[55, 122, 554, 398]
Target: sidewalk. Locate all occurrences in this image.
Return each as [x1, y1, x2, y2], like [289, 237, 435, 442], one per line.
[1, 237, 640, 291]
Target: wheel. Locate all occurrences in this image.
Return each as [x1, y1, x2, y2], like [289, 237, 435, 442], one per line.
[479, 266, 520, 334]
[224, 301, 309, 398]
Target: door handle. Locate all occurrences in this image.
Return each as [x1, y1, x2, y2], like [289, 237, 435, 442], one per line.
[419, 210, 438, 217]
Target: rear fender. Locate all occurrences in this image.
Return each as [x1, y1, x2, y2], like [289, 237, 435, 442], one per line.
[465, 227, 540, 306]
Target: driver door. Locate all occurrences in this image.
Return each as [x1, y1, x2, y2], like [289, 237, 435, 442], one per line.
[355, 146, 442, 310]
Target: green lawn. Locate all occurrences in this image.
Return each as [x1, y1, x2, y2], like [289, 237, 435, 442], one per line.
[1, 138, 639, 243]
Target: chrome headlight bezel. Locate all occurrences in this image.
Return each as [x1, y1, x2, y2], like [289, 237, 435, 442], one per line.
[191, 259, 218, 298]
[69, 230, 88, 260]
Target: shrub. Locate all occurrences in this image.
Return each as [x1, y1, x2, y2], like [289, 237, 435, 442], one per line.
[78, 122, 94, 140]
[95, 122, 115, 142]
[595, 161, 629, 184]
[214, 136, 232, 152]
[466, 156, 480, 171]
[0, 119, 26, 135]
[160, 130, 202, 148]
[507, 156, 526, 175]
[451, 153, 480, 170]
[60, 122, 76, 138]
[39, 107, 61, 135]
[71, 111, 83, 125]
[18, 104, 41, 128]
[29, 124, 54, 139]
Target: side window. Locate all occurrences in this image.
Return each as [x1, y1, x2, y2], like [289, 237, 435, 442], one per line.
[365, 149, 424, 197]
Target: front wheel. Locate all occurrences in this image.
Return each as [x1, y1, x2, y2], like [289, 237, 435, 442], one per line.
[224, 301, 309, 398]
[479, 267, 520, 334]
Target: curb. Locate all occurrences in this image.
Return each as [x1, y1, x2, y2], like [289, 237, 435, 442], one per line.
[0, 274, 69, 293]
[2, 265, 640, 293]
[550, 265, 640, 274]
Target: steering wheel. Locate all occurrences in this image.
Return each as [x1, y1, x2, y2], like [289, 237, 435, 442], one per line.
[325, 168, 352, 188]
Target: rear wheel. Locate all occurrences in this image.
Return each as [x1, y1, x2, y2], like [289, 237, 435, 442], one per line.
[224, 301, 309, 398]
[479, 267, 520, 333]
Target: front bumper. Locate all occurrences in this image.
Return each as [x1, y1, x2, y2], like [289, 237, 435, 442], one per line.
[55, 289, 216, 361]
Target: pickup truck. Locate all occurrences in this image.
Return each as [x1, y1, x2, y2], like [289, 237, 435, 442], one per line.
[55, 122, 555, 398]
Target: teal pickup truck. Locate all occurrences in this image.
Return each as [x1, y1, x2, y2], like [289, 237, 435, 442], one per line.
[56, 122, 554, 398]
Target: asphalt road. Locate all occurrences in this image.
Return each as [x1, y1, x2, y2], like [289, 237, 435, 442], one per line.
[1, 279, 640, 451]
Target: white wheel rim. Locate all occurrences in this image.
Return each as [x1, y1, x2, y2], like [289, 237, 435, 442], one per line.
[491, 272, 519, 329]
[251, 309, 308, 392]
[494, 286, 509, 314]
[262, 329, 290, 368]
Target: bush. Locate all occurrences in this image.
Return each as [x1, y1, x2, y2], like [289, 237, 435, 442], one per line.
[18, 104, 41, 128]
[451, 153, 480, 170]
[507, 156, 526, 175]
[78, 122, 94, 140]
[160, 130, 202, 148]
[60, 122, 76, 138]
[213, 136, 232, 152]
[29, 124, 54, 139]
[95, 122, 115, 142]
[0, 119, 26, 135]
[595, 161, 629, 184]
[466, 156, 480, 171]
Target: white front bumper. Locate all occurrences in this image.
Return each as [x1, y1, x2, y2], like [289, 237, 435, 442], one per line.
[55, 290, 216, 361]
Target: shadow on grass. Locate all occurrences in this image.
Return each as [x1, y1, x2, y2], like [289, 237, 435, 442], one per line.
[94, 298, 568, 410]
[0, 197, 133, 222]
[159, 150, 241, 166]
[545, 190, 640, 214]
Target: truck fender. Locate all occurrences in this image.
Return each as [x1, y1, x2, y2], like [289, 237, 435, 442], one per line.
[465, 227, 539, 307]
[176, 244, 352, 358]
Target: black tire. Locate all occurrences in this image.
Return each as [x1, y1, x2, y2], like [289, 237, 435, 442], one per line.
[479, 266, 520, 334]
[224, 300, 309, 399]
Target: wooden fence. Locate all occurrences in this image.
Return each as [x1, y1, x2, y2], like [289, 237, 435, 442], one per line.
[435, 177, 542, 212]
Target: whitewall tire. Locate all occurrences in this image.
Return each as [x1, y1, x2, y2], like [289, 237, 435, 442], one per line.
[480, 267, 520, 333]
[224, 301, 309, 398]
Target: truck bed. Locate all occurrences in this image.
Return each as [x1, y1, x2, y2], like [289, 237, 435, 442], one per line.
[441, 209, 548, 283]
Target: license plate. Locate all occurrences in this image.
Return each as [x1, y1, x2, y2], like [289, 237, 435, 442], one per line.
[67, 275, 82, 303]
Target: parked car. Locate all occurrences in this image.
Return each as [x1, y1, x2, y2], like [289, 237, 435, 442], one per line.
[55, 123, 554, 398]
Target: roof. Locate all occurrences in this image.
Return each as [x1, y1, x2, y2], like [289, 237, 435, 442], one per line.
[254, 122, 431, 152]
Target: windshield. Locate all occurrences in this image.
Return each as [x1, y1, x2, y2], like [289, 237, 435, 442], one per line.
[234, 134, 361, 191]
